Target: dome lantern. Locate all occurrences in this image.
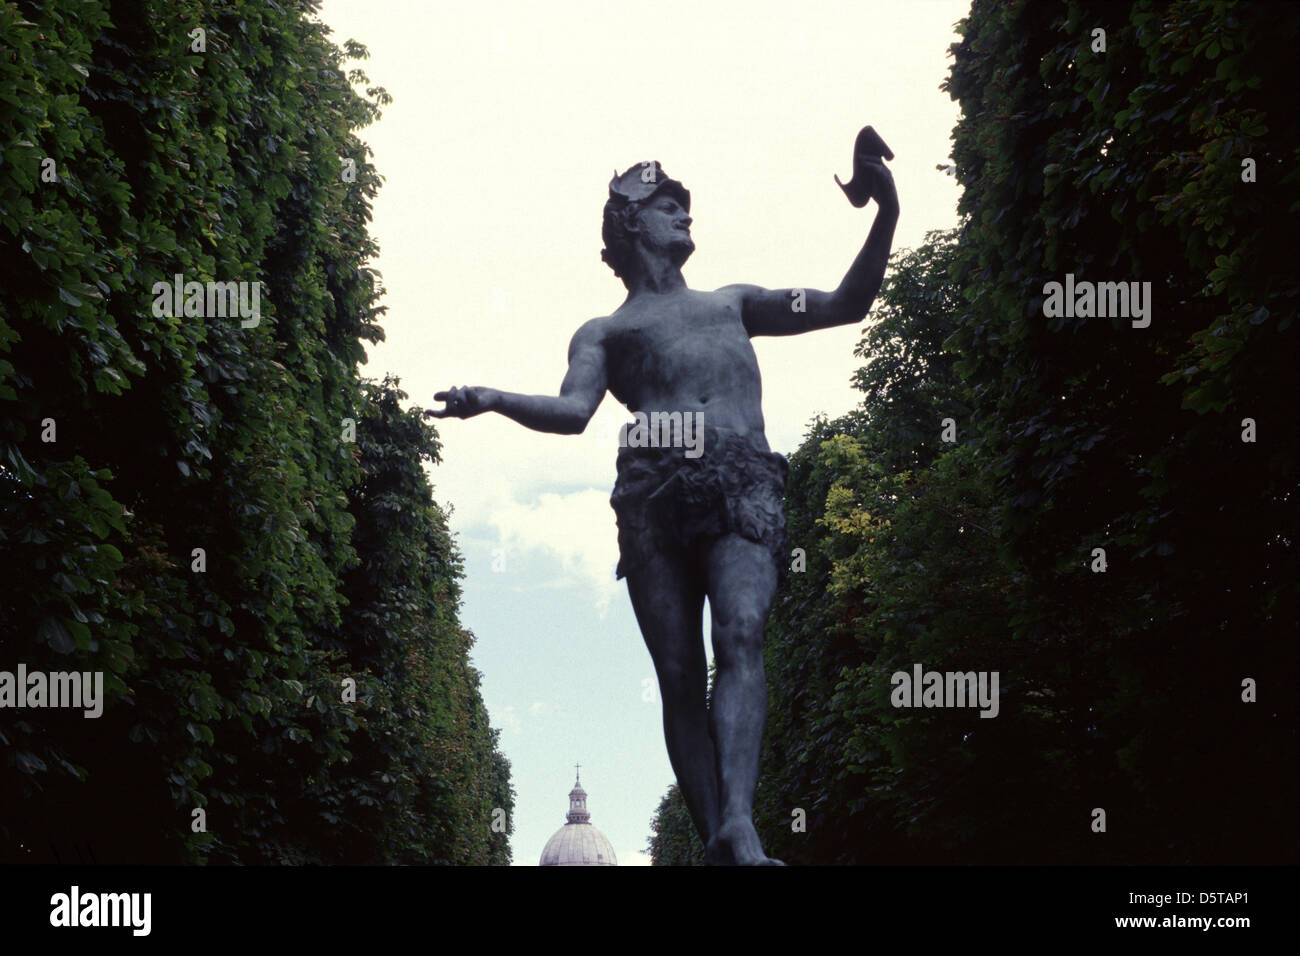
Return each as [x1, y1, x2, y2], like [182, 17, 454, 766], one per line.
[566, 764, 590, 823]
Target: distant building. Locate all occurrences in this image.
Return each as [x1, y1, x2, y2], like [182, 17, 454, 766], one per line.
[539, 766, 617, 866]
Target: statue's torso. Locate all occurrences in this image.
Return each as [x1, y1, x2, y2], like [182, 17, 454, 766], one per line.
[600, 287, 769, 451]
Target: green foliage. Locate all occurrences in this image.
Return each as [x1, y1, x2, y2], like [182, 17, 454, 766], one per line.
[749, 231, 1045, 864]
[0, 0, 510, 864]
[941, 0, 1296, 861]
[647, 784, 704, 866]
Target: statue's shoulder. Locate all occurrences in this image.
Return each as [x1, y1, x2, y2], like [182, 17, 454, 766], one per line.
[567, 315, 612, 358]
[713, 283, 759, 304]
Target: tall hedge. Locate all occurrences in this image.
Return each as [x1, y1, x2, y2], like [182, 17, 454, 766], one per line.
[942, 0, 1296, 862]
[1, 0, 511, 864]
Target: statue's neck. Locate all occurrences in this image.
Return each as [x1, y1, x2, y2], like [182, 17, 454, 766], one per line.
[625, 249, 688, 297]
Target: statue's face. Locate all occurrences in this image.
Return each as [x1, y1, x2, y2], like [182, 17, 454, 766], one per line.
[636, 193, 694, 265]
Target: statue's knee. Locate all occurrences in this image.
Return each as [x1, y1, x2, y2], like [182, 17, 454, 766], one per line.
[712, 614, 765, 663]
[714, 608, 764, 639]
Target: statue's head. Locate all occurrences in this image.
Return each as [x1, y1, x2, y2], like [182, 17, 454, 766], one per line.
[601, 161, 693, 286]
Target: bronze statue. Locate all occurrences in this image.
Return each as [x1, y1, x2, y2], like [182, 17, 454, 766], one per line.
[428, 129, 898, 864]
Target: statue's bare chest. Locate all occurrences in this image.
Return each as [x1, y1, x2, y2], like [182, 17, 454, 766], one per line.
[603, 293, 759, 405]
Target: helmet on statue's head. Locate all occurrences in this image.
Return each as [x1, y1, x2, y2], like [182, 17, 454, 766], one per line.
[606, 161, 690, 211]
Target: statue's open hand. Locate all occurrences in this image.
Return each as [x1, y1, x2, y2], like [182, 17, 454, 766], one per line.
[425, 386, 492, 419]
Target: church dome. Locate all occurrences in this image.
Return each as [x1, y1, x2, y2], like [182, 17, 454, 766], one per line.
[539, 767, 617, 866]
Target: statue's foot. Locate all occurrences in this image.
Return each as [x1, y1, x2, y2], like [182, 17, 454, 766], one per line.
[706, 817, 782, 866]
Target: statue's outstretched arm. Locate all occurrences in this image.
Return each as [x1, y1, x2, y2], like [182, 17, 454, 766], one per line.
[425, 319, 607, 435]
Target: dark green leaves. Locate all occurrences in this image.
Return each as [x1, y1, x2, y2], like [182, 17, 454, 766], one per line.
[0, 0, 510, 865]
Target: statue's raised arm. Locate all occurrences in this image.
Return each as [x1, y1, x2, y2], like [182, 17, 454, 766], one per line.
[725, 125, 899, 337]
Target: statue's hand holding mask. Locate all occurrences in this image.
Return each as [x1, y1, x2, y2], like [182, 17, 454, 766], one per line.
[835, 125, 898, 213]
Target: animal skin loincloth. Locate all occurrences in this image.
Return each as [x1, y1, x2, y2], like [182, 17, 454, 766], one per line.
[610, 426, 790, 580]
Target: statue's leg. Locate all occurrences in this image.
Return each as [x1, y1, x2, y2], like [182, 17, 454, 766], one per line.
[624, 548, 719, 851]
[703, 533, 781, 865]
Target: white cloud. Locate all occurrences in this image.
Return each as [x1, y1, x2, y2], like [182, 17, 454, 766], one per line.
[484, 486, 622, 615]
[498, 705, 522, 735]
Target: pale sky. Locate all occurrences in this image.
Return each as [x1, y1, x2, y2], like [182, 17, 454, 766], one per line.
[315, 0, 967, 865]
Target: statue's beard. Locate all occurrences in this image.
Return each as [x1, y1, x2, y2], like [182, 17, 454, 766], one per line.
[634, 234, 694, 273]
[666, 235, 695, 267]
